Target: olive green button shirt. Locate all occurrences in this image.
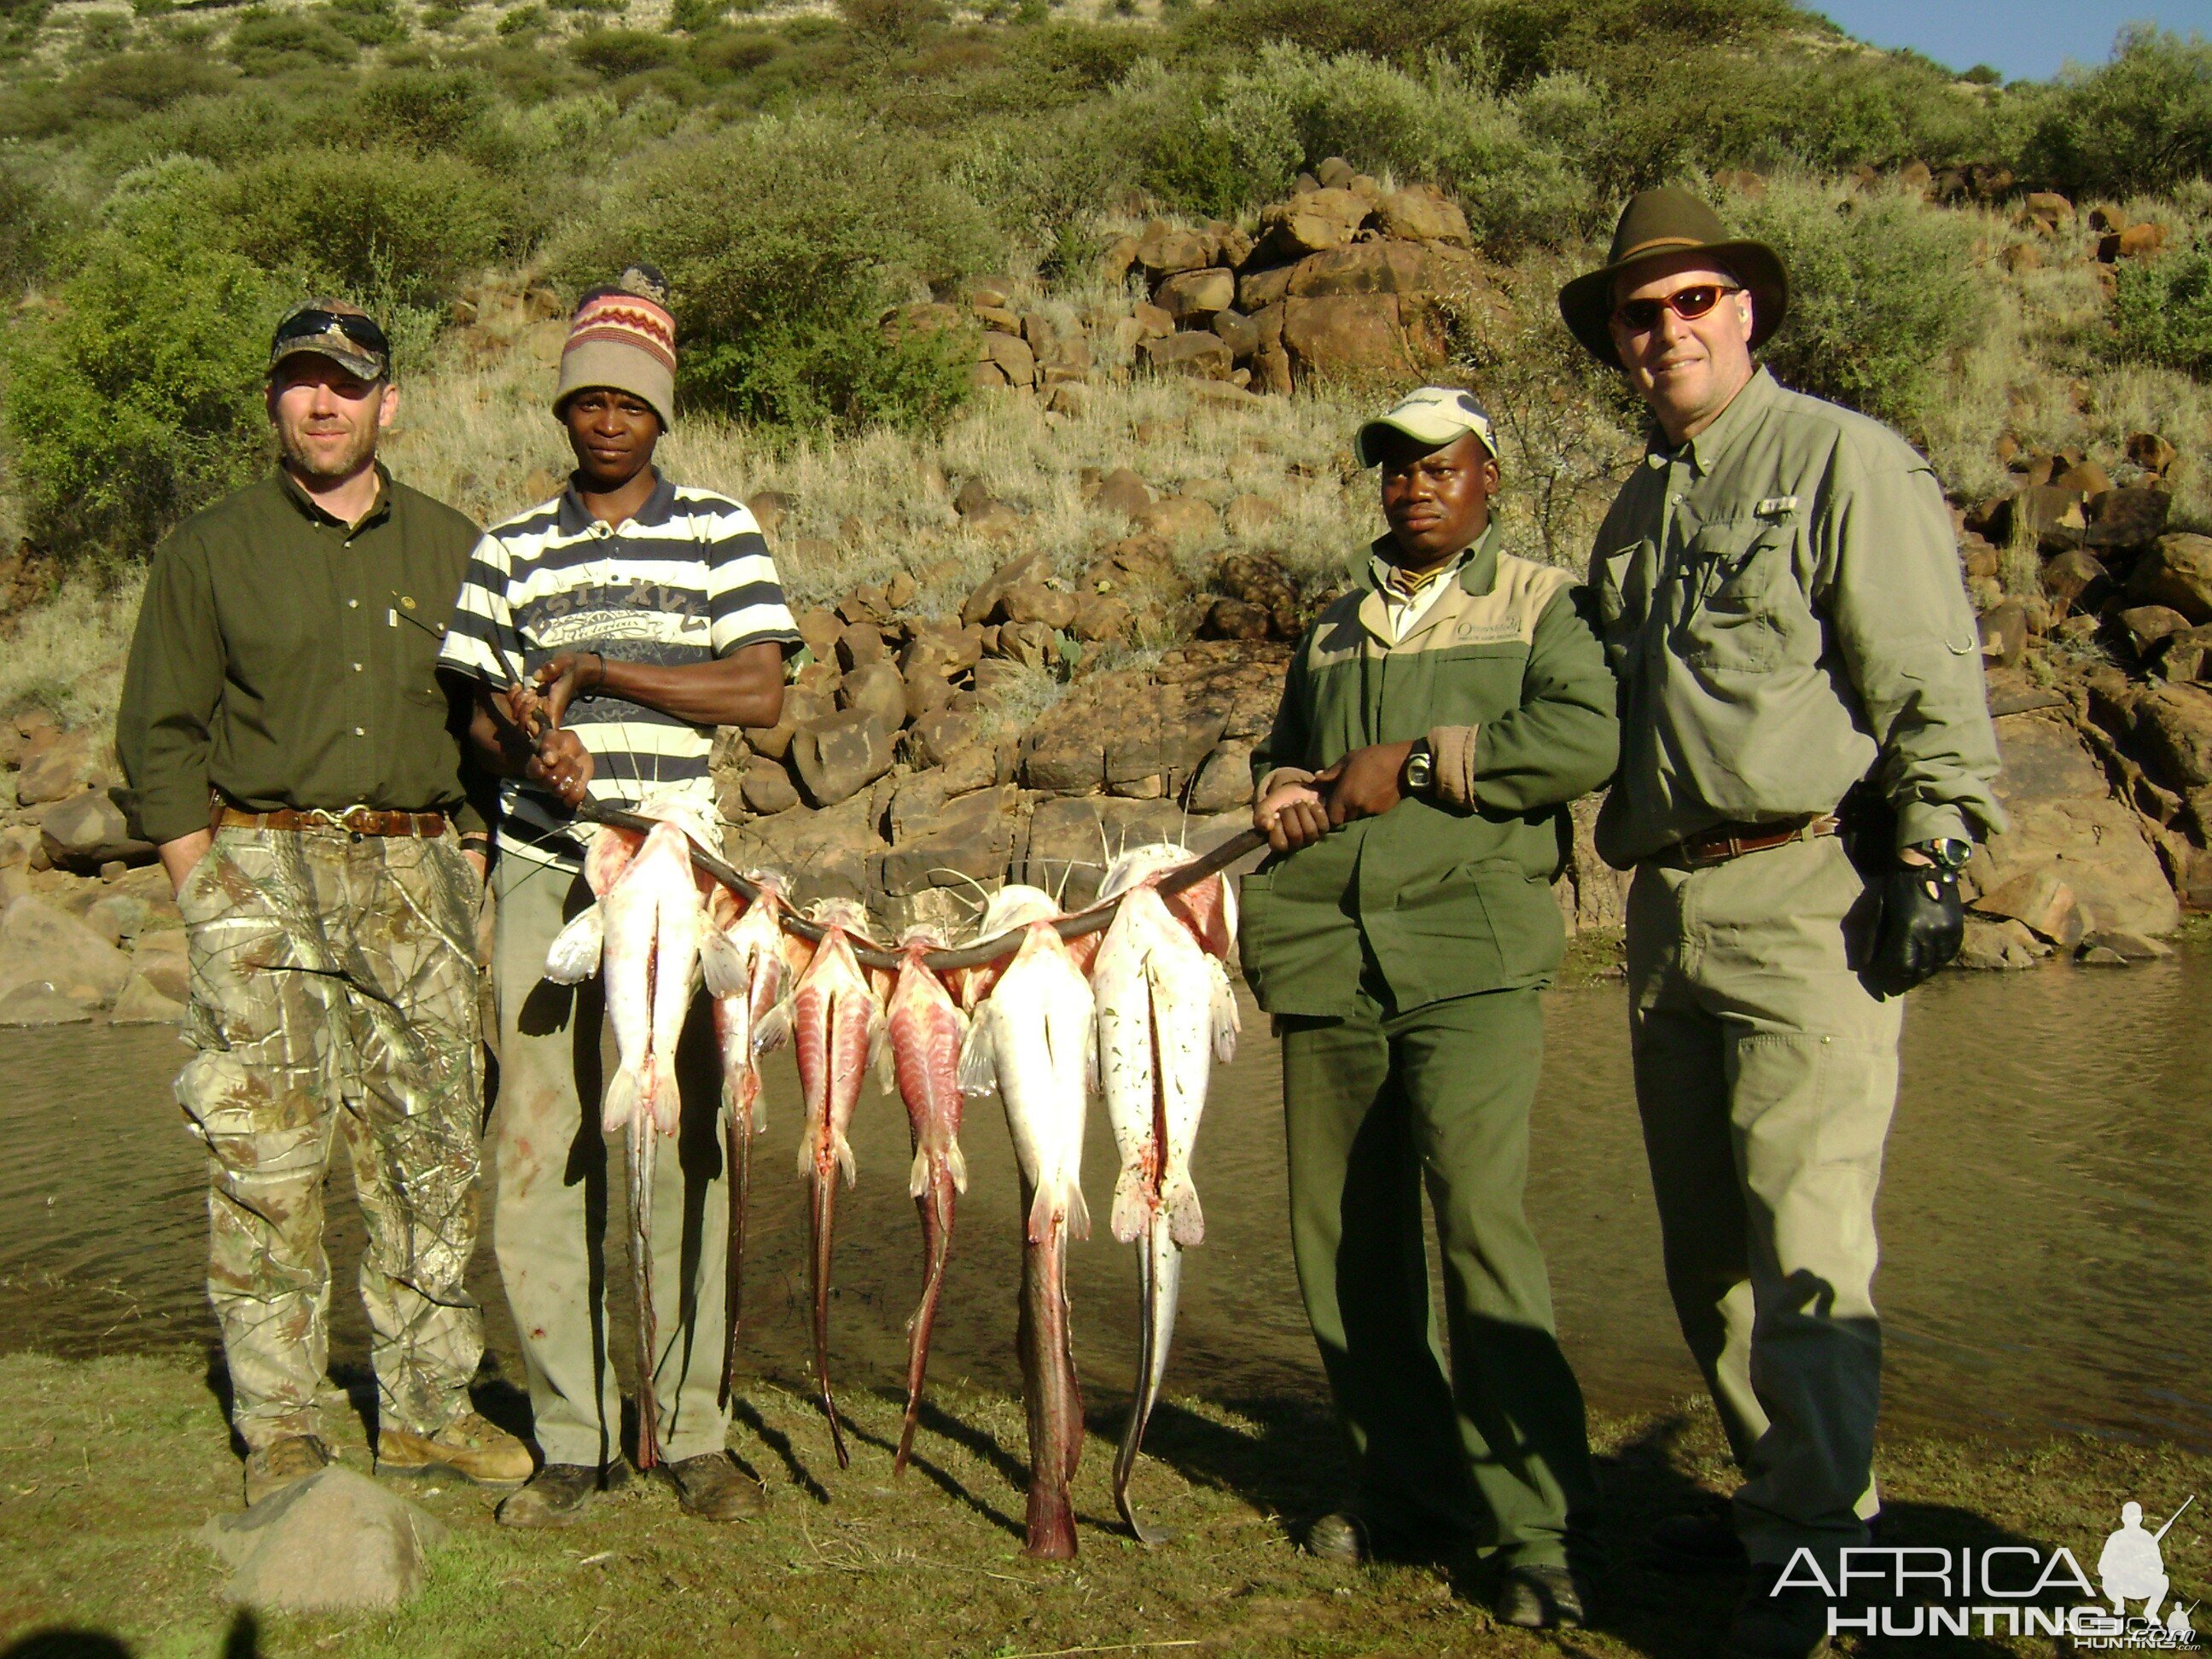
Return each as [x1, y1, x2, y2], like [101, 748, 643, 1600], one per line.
[1587, 368, 2005, 869]
[117, 467, 485, 845]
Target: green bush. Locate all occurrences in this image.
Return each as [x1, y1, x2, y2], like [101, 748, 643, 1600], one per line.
[0, 159, 285, 558]
[62, 48, 230, 117]
[2112, 243, 2212, 379]
[355, 65, 493, 152]
[1726, 173, 1984, 429]
[320, 0, 407, 47]
[557, 114, 1001, 430]
[215, 146, 530, 305]
[569, 26, 675, 78]
[225, 8, 358, 73]
[2025, 27, 2212, 199]
[496, 4, 543, 32]
[667, 0, 727, 31]
[0, 159, 71, 294]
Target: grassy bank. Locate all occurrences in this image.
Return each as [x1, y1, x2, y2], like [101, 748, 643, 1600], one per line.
[2, 1349, 2207, 1657]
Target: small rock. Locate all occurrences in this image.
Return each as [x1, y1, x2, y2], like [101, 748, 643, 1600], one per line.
[15, 731, 102, 807]
[2039, 548, 2110, 615]
[1977, 602, 2028, 667]
[1185, 742, 1254, 814]
[2117, 605, 2192, 655]
[1375, 183, 1471, 246]
[1154, 267, 1235, 322]
[1132, 301, 1175, 339]
[1955, 917, 2043, 970]
[110, 974, 186, 1024]
[837, 660, 909, 730]
[2076, 945, 2128, 967]
[2128, 533, 2212, 624]
[789, 711, 899, 808]
[2126, 433, 2177, 476]
[1093, 469, 1154, 521]
[2080, 928, 2174, 961]
[1044, 381, 1092, 418]
[962, 552, 1051, 629]
[1138, 332, 1236, 381]
[0, 824, 43, 869]
[200, 1465, 449, 1612]
[2084, 486, 2170, 552]
[1136, 496, 1221, 544]
[1210, 308, 1259, 358]
[999, 582, 1077, 631]
[1069, 595, 1132, 643]
[1971, 864, 2081, 948]
[796, 608, 843, 661]
[740, 757, 801, 815]
[910, 707, 981, 770]
[1135, 226, 1212, 278]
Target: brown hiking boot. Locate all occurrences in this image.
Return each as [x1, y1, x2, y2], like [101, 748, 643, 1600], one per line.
[496, 1462, 630, 1529]
[377, 1410, 534, 1487]
[242, 1435, 331, 1506]
[659, 1452, 766, 1522]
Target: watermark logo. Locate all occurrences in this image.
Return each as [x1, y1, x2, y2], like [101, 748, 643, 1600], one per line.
[1774, 1496, 2197, 1646]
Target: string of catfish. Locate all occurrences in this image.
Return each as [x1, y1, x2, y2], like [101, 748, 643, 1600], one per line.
[494, 674, 1260, 1556]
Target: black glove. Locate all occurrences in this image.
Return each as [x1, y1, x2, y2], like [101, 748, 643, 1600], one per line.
[1867, 862, 1964, 995]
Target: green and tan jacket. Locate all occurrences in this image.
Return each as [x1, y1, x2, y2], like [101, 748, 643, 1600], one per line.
[1239, 522, 1619, 1017]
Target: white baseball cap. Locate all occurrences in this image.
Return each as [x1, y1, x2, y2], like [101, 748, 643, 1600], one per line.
[1354, 386, 1497, 467]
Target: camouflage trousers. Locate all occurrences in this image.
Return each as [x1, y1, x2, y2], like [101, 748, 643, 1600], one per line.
[175, 824, 486, 1452]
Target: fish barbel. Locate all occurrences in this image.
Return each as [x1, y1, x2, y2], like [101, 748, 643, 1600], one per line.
[959, 884, 1094, 1560]
[701, 871, 795, 1407]
[1092, 843, 1241, 1544]
[880, 925, 969, 1476]
[542, 795, 719, 1470]
[790, 895, 883, 1469]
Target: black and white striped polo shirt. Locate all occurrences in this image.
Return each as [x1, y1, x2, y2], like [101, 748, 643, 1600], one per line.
[438, 472, 799, 863]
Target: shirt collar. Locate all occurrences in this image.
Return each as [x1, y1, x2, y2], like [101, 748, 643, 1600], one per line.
[276, 461, 392, 533]
[1644, 364, 1779, 478]
[556, 468, 679, 537]
[1365, 519, 1500, 600]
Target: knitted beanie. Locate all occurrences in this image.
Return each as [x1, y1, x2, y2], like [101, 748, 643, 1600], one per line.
[553, 265, 676, 428]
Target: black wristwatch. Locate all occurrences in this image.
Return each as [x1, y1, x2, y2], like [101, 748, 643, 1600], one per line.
[1402, 738, 1435, 796]
[1912, 837, 1972, 873]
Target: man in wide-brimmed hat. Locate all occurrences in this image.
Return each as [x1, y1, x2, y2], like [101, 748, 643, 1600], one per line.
[1561, 189, 2004, 1657]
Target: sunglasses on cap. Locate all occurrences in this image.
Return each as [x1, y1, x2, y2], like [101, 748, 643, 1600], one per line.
[1611, 283, 1743, 334]
[272, 307, 391, 356]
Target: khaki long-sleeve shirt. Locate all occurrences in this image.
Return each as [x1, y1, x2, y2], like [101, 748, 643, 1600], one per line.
[117, 468, 485, 845]
[1587, 368, 2004, 869]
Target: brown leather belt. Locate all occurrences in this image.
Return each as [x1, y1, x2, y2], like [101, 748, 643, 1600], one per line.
[1660, 813, 1839, 870]
[217, 806, 448, 837]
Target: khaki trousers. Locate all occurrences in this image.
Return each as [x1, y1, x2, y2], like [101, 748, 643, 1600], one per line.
[1626, 834, 1898, 1571]
[489, 852, 731, 1469]
[176, 825, 486, 1451]
[1280, 984, 1595, 1569]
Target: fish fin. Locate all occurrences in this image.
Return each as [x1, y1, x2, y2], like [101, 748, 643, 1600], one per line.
[1026, 1179, 1053, 1245]
[869, 1022, 894, 1094]
[835, 1134, 857, 1189]
[543, 906, 603, 983]
[1165, 1179, 1204, 1248]
[602, 1067, 640, 1134]
[1210, 965, 1241, 1063]
[1067, 1180, 1092, 1243]
[1109, 1165, 1149, 1245]
[701, 930, 746, 998]
[754, 1003, 792, 1054]
[650, 1057, 681, 1137]
[957, 1016, 998, 1097]
[946, 1140, 968, 1194]
[909, 1146, 930, 1200]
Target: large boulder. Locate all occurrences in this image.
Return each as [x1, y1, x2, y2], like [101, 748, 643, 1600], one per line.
[131, 932, 190, 1001]
[1375, 184, 1471, 246]
[110, 973, 187, 1024]
[740, 756, 801, 815]
[1135, 224, 1212, 278]
[1965, 710, 2180, 938]
[1257, 189, 1373, 258]
[0, 982, 95, 1025]
[789, 710, 899, 808]
[1154, 267, 1236, 321]
[725, 789, 887, 909]
[872, 783, 1021, 898]
[199, 1466, 449, 1612]
[837, 660, 909, 731]
[0, 894, 133, 1008]
[2127, 533, 2212, 623]
[2131, 684, 2212, 790]
[1020, 671, 1228, 800]
[14, 730, 106, 807]
[1284, 241, 1436, 298]
[38, 792, 154, 871]
[1282, 295, 1436, 379]
[1138, 332, 1235, 381]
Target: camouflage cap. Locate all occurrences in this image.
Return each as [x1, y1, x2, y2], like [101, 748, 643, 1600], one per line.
[269, 298, 390, 382]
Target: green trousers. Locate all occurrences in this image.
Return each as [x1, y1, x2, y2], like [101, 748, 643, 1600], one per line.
[489, 851, 731, 1470]
[1627, 834, 1900, 1572]
[1279, 983, 1594, 1568]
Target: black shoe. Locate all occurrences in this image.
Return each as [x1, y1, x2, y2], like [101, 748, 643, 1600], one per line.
[658, 1452, 766, 1522]
[1493, 1563, 1588, 1629]
[495, 1461, 631, 1529]
[1650, 1508, 1750, 1573]
[1727, 1563, 1832, 1659]
[1304, 1511, 1371, 1563]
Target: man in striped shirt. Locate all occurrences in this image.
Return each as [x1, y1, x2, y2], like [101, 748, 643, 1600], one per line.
[438, 271, 799, 1528]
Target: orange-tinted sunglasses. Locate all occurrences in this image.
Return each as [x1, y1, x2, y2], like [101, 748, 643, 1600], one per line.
[1612, 283, 1744, 333]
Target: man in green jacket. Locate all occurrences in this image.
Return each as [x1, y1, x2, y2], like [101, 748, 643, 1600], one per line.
[117, 300, 531, 1505]
[1558, 190, 2005, 1658]
[1242, 387, 1619, 1627]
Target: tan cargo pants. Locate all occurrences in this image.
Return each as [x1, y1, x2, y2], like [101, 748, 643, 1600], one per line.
[488, 851, 731, 1470]
[176, 825, 486, 1452]
[1626, 833, 1898, 1572]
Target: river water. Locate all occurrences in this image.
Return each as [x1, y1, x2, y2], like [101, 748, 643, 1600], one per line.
[3, 945, 2207, 1450]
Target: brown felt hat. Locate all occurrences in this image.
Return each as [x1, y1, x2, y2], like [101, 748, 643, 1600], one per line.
[1558, 187, 1787, 368]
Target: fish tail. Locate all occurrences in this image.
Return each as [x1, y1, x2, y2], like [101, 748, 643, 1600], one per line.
[603, 1066, 643, 1135]
[809, 1169, 849, 1470]
[1114, 1216, 1181, 1545]
[894, 1177, 956, 1478]
[649, 1055, 681, 1138]
[631, 1121, 661, 1471]
[1109, 1162, 1150, 1246]
[946, 1138, 969, 1195]
[1018, 1214, 1080, 1561]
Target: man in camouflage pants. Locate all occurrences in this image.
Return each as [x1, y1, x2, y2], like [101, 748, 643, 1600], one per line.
[117, 300, 533, 1505]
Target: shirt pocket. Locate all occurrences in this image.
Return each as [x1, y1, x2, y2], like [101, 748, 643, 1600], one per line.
[1680, 517, 1800, 673]
[1595, 538, 1656, 672]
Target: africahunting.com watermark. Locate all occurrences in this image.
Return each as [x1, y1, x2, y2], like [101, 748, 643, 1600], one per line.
[1774, 1498, 2197, 1645]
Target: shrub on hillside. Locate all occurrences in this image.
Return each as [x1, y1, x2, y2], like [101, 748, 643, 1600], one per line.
[320, 0, 405, 47]
[225, 8, 358, 73]
[1726, 174, 1983, 430]
[354, 65, 495, 154]
[557, 115, 1000, 431]
[2112, 244, 2212, 380]
[568, 27, 678, 79]
[2025, 28, 2212, 200]
[0, 159, 71, 294]
[214, 146, 532, 306]
[63, 49, 232, 118]
[0, 159, 284, 559]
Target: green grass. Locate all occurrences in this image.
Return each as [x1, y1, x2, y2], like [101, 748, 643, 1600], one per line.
[2, 1348, 2207, 1656]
